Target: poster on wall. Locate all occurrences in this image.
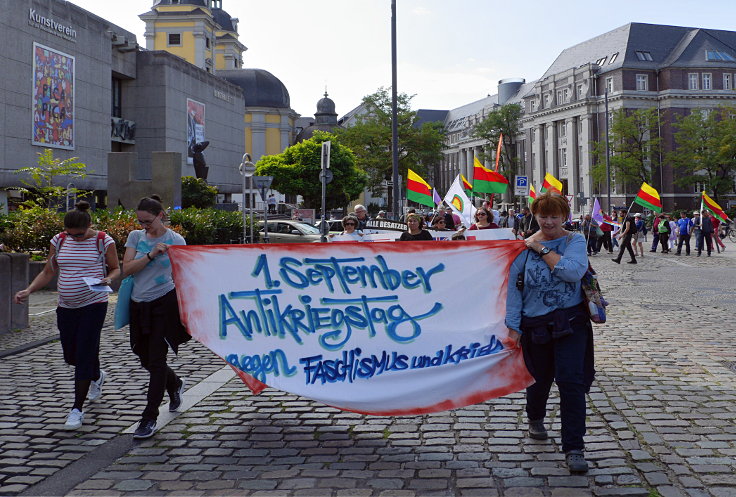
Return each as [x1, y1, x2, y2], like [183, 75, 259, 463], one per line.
[32, 43, 75, 150]
[186, 98, 206, 165]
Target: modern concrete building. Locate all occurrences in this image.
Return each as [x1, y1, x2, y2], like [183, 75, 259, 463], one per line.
[0, 0, 297, 212]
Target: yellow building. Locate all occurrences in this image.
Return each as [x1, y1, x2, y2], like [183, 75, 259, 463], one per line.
[140, 0, 298, 163]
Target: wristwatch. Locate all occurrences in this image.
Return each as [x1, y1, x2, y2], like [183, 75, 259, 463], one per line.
[538, 247, 551, 257]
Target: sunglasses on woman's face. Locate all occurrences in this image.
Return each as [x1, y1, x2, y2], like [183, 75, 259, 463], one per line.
[477, 212, 487, 216]
[344, 223, 356, 226]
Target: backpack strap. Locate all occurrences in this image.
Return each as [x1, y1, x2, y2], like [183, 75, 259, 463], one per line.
[50, 232, 67, 271]
[96, 231, 107, 276]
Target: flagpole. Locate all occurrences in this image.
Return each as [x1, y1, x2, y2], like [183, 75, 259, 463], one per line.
[489, 134, 504, 207]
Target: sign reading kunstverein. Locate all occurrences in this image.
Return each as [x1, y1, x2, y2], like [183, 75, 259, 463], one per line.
[32, 43, 74, 150]
[169, 241, 533, 415]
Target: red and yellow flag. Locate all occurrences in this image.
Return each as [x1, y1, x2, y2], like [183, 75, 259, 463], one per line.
[406, 169, 435, 208]
[473, 157, 508, 194]
[633, 182, 662, 213]
[461, 174, 473, 191]
[702, 192, 730, 222]
[528, 184, 537, 205]
[540, 173, 563, 194]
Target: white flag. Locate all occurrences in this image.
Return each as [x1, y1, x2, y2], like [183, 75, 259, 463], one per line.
[443, 175, 477, 228]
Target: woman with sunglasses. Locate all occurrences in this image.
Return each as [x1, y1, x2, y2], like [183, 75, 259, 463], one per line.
[329, 215, 364, 241]
[399, 213, 433, 241]
[14, 201, 120, 431]
[431, 217, 451, 231]
[469, 207, 499, 230]
[122, 195, 190, 440]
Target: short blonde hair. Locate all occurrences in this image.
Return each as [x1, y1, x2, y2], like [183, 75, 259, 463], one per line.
[531, 192, 569, 218]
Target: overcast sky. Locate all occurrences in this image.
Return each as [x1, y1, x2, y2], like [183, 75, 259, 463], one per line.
[69, 0, 736, 117]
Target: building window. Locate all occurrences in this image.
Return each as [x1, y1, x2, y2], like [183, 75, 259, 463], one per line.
[556, 90, 563, 105]
[705, 50, 735, 62]
[206, 37, 210, 49]
[168, 33, 181, 46]
[724, 73, 733, 90]
[635, 51, 653, 61]
[596, 57, 607, 66]
[111, 78, 122, 118]
[544, 93, 551, 108]
[531, 128, 535, 143]
[576, 83, 584, 99]
[609, 52, 618, 64]
[688, 73, 699, 90]
[561, 148, 568, 167]
[577, 119, 583, 135]
[558, 121, 567, 137]
[702, 73, 712, 90]
[605, 77, 613, 93]
[563, 88, 569, 102]
[636, 74, 648, 91]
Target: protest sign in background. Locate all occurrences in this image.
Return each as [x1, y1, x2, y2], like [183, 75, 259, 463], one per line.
[169, 241, 532, 415]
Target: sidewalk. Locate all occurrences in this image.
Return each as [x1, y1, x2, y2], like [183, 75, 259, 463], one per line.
[1, 242, 735, 497]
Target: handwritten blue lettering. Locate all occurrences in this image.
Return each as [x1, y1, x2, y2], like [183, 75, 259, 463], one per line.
[226, 348, 297, 383]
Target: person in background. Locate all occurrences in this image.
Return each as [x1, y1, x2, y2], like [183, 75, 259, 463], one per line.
[14, 201, 120, 430]
[597, 212, 613, 254]
[431, 217, 451, 231]
[675, 211, 693, 256]
[668, 215, 678, 251]
[697, 210, 714, 257]
[633, 213, 646, 257]
[469, 207, 499, 230]
[442, 207, 456, 230]
[657, 214, 671, 253]
[399, 213, 433, 241]
[267, 194, 277, 214]
[612, 214, 637, 264]
[505, 192, 593, 474]
[499, 210, 509, 228]
[329, 215, 363, 241]
[649, 214, 662, 252]
[376, 210, 387, 220]
[692, 211, 702, 253]
[353, 204, 370, 231]
[123, 195, 190, 439]
[520, 206, 540, 238]
[711, 214, 726, 253]
[581, 214, 599, 256]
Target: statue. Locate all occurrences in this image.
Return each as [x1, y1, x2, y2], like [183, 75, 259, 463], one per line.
[190, 141, 210, 181]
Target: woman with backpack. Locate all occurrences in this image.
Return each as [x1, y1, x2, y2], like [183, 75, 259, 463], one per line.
[14, 201, 120, 430]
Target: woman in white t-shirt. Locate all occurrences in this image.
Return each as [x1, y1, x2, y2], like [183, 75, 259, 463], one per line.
[329, 215, 364, 242]
[122, 195, 190, 440]
[15, 201, 120, 431]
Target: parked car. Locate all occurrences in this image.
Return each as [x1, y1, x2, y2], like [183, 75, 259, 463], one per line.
[314, 219, 345, 234]
[258, 220, 322, 243]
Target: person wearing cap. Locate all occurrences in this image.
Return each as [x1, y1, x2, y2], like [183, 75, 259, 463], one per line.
[376, 210, 387, 220]
[633, 213, 646, 257]
[675, 211, 693, 256]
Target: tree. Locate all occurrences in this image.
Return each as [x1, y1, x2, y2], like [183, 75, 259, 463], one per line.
[255, 131, 367, 209]
[471, 103, 523, 174]
[592, 108, 661, 191]
[668, 107, 736, 203]
[15, 149, 87, 208]
[182, 176, 218, 208]
[335, 87, 445, 193]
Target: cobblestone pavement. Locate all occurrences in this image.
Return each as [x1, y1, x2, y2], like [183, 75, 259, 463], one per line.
[1, 242, 735, 497]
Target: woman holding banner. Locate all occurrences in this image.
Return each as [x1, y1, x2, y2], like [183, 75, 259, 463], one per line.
[122, 195, 190, 440]
[505, 192, 594, 474]
[329, 215, 364, 241]
[399, 213, 433, 241]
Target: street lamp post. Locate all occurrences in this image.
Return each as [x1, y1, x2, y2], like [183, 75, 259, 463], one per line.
[390, 0, 400, 220]
[239, 153, 256, 243]
[604, 88, 611, 212]
[65, 183, 75, 211]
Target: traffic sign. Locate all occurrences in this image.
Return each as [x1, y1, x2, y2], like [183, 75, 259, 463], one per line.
[319, 169, 334, 184]
[514, 175, 529, 196]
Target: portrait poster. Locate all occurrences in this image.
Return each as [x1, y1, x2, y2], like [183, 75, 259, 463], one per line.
[32, 43, 74, 150]
[186, 98, 206, 165]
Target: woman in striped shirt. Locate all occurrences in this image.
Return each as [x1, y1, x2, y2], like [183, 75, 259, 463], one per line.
[14, 201, 120, 430]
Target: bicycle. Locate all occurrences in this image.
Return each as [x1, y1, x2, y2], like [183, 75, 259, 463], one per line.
[719, 221, 736, 243]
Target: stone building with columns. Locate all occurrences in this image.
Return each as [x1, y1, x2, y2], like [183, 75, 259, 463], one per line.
[433, 22, 736, 214]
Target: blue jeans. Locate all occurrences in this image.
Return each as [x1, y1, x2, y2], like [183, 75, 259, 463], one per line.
[524, 317, 590, 453]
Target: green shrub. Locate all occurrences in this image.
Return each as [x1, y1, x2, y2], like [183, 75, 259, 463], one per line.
[0, 206, 64, 256]
[182, 176, 218, 208]
[170, 207, 254, 245]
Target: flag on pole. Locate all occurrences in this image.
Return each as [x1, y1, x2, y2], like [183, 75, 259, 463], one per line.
[633, 182, 662, 213]
[444, 175, 477, 227]
[432, 187, 442, 207]
[494, 134, 503, 171]
[406, 169, 434, 208]
[473, 157, 509, 194]
[591, 198, 604, 224]
[461, 174, 474, 196]
[541, 173, 563, 194]
[528, 184, 537, 205]
[702, 192, 730, 222]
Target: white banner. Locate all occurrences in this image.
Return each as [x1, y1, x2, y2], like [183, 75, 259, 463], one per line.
[169, 241, 532, 415]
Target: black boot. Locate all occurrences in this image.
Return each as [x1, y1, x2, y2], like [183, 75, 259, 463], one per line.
[528, 419, 548, 440]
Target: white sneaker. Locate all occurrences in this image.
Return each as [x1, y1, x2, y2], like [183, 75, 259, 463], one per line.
[64, 409, 84, 430]
[88, 370, 106, 402]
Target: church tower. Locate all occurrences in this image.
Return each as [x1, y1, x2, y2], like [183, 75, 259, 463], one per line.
[140, 0, 246, 73]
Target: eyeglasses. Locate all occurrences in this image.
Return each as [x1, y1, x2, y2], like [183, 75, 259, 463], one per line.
[477, 212, 487, 216]
[343, 223, 356, 226]
[64, 232, 86, 239]
[137, 218, 155, 225]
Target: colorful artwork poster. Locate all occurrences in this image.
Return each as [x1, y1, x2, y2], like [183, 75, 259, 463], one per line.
[186, 98, 205, 165]
[169, 241, 534, 416]
[32, 43, 74, 150]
